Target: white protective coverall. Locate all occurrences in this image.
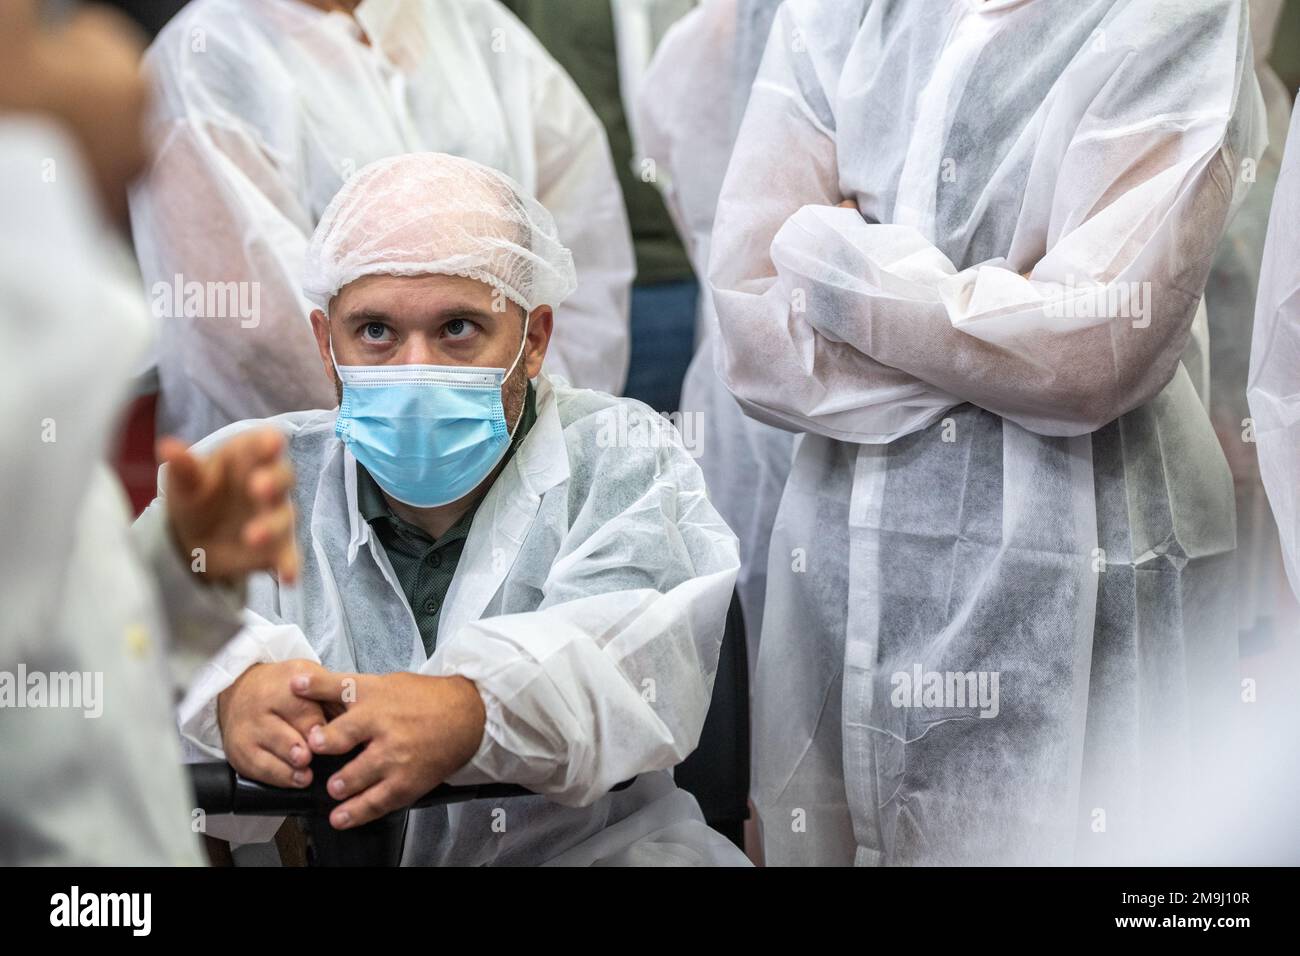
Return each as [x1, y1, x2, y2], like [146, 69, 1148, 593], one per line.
[637, 0, 793, 655]
[710, 0, 1263, 865]
[149, 374, 749, 865]
[0, 116, 243, 865]
[1250, 103, 1300, 603]
[1205, 0, 1294, 639]
[129, 0, 635, 443]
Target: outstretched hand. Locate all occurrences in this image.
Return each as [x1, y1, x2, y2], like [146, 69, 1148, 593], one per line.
[160, 427, 299, 586]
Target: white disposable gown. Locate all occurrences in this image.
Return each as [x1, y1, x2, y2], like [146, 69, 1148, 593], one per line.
[150, 375, 749, 865]
[1250, 104, 1300, 603]
[710, 0, 1263, 865]
[1205, 0, 1294, 639]
[638, 0, 793, 654]
[0, 116, 243, 864]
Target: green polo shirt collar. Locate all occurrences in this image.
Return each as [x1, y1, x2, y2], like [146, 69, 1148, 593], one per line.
[355, 381, 536, 657]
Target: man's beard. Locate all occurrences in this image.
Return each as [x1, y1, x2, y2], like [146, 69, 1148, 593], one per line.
[501, 357, 529, 435]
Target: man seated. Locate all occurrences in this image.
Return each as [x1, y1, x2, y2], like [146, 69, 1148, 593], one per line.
[138, 152, 746, 866]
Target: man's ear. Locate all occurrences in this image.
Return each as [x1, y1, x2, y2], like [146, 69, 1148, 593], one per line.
[309, 308, 335, 384]
[525, 305, 552, 378]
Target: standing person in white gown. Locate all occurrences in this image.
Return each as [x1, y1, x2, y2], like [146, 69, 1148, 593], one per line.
[1250, 100, 1300, 604]
[710, 0, 1262, 865]
[1205, 0, 1295, 648]
[637, 0, 793, 660]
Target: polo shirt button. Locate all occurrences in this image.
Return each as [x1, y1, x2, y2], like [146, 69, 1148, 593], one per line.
[424, 600, 439, 614]
[428, 552, 442, 569]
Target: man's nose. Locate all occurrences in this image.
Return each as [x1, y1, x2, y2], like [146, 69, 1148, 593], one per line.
[395, 337, 443, 365]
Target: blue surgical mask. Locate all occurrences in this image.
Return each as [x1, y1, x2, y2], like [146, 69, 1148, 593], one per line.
[332, 322, 529, 508]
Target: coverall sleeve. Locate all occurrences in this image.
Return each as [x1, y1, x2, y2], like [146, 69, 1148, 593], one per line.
[428, 406, 740, 806]
[710, 1, 1263, 442]
[167, 608, 318, 847]
[130, 498, 247, 690]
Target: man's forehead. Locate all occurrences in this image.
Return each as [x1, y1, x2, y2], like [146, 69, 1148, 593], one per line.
[332, 273, 505, 321]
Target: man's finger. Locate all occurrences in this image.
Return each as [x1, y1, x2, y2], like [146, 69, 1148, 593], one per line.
[219, 427, 287, 489]
[158, 437, 205, 499]
[330, 780, 401, 830]
[277, 696, 328, 741]
[248, 459, 294, 506]
[240, 427, 287, 471]
[328, 746, 386, 802]
[242, 504, 294, 551]
[276, 531, 301, 585]
[259, 716, 313, 773]
[245, 745, 302, 789]
[254, 427, 287, 460]
[291, 669, 362, 706]
[306, 708, 370, 756]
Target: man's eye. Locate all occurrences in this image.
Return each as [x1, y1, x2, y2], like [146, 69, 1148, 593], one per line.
[445, 318, 476, 339]
[362, 322, 390, 341]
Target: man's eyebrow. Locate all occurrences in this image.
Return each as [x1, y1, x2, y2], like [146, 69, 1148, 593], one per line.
[340, 306, 498, 325]
[437, 306, 500, 323]
[340, 308, 396, 326]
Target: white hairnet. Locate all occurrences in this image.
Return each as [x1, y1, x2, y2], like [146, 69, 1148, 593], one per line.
[302, 152, 577, 314]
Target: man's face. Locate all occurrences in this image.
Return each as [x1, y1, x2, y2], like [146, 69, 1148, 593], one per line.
[310, 273, 552, 424]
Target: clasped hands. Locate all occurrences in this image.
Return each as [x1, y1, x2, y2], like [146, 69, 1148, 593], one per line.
[217, 661, 487, 829]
